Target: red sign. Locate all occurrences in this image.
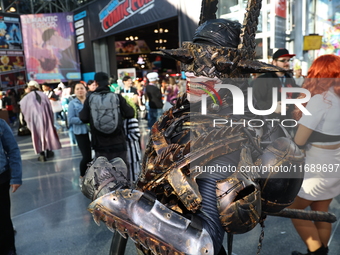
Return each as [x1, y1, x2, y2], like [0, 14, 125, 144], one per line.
[100, 0, 154, 32]
[275, 0, 286, 18]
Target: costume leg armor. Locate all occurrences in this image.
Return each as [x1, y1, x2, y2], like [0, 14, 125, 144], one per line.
[195, 151, 241, 252]
[257, 137, 304, 213]
[215, 137, 304, 234]
[89, 189, 214, 255]
[82, 157, 214, 255]
[216, 170, 262, 234]
[81, 157, 129, 200]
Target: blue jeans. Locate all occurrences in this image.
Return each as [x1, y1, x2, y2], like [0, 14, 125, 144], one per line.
[148, 108, 163, 129]
[54, 112, 61, 131]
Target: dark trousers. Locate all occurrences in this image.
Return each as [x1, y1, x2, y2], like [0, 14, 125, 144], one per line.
[147, 108, 163, 129]
[0, 180, 15, 255]
[196, 151, 240, 254]
[75, 133, 92, 177]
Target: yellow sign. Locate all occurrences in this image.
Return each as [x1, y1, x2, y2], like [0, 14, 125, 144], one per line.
[303, 35, 323, 51]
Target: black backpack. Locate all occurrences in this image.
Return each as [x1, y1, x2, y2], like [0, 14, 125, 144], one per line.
[89, 91, 121, 134]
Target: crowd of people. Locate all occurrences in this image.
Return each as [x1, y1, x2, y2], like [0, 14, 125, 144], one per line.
[9, 71, 186, 180]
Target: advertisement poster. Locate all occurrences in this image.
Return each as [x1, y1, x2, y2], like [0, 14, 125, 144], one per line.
[0, 14, 27, 90]
[0, 54, 25, 71]
[317, 24, 340, 56]
[20, 13, 81, 83]
[117, 68, 136, 81]
[0, 51, 26, 90]
[0, 16, 23, 50]
[0, 70, 26, 90]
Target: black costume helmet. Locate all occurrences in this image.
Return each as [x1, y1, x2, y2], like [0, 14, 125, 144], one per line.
[155, 0, 286, 79]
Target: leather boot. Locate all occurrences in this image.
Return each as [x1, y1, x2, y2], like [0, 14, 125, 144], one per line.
[46, 150, 54, 158]
[292, 245, 329, 255]
[38, 152, 46, 162]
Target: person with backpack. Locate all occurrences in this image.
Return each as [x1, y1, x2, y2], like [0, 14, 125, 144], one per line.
[79, 72, 134, 178]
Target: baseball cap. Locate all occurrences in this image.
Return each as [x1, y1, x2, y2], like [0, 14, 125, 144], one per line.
[273, 49, 296, 59]
[94, 72, 109, 87]
[147, 72, 159, 82]
[27, 80, 40, 90]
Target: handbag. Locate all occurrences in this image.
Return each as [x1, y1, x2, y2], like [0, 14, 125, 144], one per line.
[18, 126, 31, 136]
[50, 100, 63, 113]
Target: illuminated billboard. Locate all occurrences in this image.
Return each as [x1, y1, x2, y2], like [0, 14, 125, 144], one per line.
[20, 12, 81, 83]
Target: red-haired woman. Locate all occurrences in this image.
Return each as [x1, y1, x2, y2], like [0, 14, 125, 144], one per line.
[290, 54, 340, 255]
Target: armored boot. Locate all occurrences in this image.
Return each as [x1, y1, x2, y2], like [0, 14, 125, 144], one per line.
[81, 156, 130, 200]
[88, 189, 214, 255]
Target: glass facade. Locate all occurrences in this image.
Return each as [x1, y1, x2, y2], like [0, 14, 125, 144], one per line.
[216, 0, 340, 64]
[217, 0, 272, 61]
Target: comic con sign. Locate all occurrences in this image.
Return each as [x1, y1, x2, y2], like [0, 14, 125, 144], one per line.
[100, 0, 154, 32]
[87, 0, 177, 40]
[20, 13, 81, 83]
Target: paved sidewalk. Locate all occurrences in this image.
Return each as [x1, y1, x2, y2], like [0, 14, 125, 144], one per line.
[11, 126, 340, 255]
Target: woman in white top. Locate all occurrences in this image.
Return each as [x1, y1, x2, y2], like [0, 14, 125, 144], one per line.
[290, 54, 340, 255]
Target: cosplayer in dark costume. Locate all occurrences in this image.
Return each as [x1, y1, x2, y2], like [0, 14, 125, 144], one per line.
[81, 1, 336, 255]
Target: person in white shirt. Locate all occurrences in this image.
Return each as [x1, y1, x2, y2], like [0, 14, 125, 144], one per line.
[290, 54, 340, 255]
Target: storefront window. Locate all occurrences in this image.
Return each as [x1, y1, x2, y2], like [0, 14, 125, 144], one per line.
[217, 0, 239, 19]
[216, 0, 273, 60]
[217, 0, 271, 33]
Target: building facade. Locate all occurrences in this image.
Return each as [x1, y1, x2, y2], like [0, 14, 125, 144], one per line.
[74, 0, 340, 81]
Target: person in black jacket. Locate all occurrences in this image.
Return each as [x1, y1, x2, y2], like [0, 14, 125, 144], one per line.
[252, 48, 299, 121]
[145, 72, 163, 129]
[79, 72, 134, 168]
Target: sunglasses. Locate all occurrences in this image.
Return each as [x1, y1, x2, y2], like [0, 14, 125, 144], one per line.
[277, 59, 292, 63]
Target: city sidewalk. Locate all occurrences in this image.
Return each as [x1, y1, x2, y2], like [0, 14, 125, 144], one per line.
[11, 125, 340, 255]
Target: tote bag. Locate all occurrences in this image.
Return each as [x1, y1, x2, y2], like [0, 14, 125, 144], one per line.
[50, 100, 63, 113]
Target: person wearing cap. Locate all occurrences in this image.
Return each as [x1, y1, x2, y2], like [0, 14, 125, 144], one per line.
[79, 72, 135, 166]
[252, 48, 299, 123]
[20, 80, 62, 162]
[145, 72, 163, 129]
